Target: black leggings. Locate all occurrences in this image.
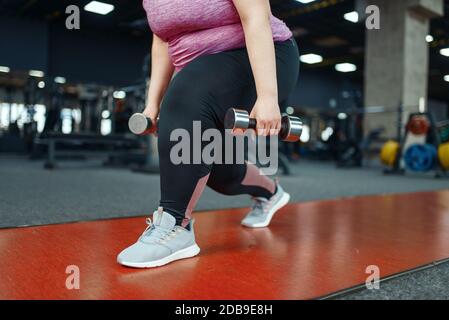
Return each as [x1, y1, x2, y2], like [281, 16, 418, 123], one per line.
[158, 38, 300, 227]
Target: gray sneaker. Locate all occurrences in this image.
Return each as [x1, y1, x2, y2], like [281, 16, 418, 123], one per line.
[117, 207, 200, 268]
[241, 184, 290, 228]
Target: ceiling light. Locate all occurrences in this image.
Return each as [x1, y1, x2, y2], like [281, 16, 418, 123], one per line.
[444, 75, 449, 82]
[440, 48, 449, 57]
[29, 70, 44, 77]
[0, 66, 10, 73]
[300, 53, 323, 64]
[54, 76, 66, 84]
[38, 81, 45, 89]
[321, 127, 334, 142]
[426, 35, 434, 43]
[113, 91, 126, 99]
[102, 110, 111, 119]
[84, 1, 114, 15]
[295, 0, 317, 3]
[344, 11, 359, 23]
[335, 63, 357, 73]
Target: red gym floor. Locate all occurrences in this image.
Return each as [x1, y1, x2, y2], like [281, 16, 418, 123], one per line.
[1, 190, 449, 300]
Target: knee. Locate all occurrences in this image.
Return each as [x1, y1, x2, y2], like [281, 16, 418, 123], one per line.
[158, 89, 197, 143]
[207, 165, 245, 196]
[207, 180, 236, 196]
[157, 97, 203, 157]
[159, 88, 217, 148]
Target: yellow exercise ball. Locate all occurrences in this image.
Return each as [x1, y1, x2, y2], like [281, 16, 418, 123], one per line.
[438, 143, 449, 170]
[380, 140, 400, 167]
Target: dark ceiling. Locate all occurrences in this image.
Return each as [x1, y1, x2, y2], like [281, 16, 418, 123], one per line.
[0, 0, 448, 100]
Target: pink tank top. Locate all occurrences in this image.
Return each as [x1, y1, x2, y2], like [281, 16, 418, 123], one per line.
[142, 0, 293, 71]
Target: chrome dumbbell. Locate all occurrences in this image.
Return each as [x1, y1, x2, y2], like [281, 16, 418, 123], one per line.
[128, 113, 157, 135]
[224, 108, 303, 142]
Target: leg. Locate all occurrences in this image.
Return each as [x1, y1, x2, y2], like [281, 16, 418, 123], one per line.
[117, 39, 299, 268]
[158, 38, 299, 226]
[207, 161, 276, 199]
[206, 38, 300, 199]
[157, 72, 216, 227]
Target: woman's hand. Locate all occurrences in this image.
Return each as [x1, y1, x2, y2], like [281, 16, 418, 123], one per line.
[249, 96, 281, 136]
[142, 105, 160, 125]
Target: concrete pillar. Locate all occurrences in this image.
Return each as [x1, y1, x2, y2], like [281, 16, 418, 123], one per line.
[363, 0, 443, 138]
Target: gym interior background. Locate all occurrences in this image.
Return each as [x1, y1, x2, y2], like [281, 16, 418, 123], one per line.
[1, 0, 449, 300]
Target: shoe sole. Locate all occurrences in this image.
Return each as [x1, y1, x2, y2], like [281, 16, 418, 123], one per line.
[118, 243, 200, 268]
[241, 192, 291, 228]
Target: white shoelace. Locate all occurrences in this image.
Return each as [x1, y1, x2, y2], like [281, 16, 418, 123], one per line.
[250, 197, 273, 215]
[141, 218, 178, 243]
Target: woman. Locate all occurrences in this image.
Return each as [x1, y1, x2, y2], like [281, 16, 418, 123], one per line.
[117, 0, 299, 268]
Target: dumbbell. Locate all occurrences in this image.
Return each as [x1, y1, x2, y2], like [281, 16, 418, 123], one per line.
[128, 113, 158, 135]
[224, 108, 303, 142]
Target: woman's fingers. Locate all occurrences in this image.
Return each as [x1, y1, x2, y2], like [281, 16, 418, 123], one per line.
[267, 118, 281, 136]
[265, 121, 274, 136]
[255, 118, 283, 136]
[251, 106, 282, 136]
[273, 118, 281, 136]
[257, 119, 266, 136]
